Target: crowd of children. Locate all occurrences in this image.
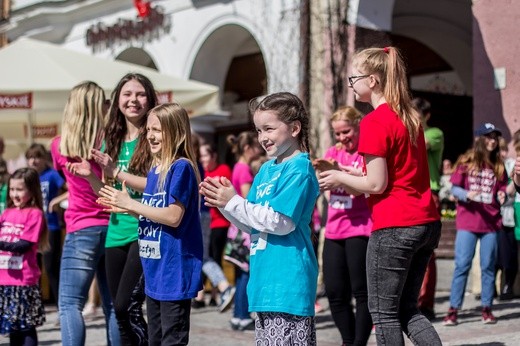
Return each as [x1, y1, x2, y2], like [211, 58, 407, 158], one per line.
[1, 44, 520, 346]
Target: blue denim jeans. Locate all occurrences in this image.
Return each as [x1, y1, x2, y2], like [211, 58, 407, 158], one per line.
[58, 226, 120, 346]
[233, 268, 250, 319]
[367, 221, 442, 346]
[449, 230, 498, 308]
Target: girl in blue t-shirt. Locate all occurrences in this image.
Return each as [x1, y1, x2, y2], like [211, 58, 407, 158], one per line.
[200, 92, 319, 345]
[25, 143, 66, 311]
[97, 103, 203, 346]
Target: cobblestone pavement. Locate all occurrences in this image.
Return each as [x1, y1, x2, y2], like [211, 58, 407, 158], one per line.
[2, 257, 520, 345]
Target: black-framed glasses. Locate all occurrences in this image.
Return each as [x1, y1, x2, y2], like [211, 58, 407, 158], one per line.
[348, 75, 370, 87]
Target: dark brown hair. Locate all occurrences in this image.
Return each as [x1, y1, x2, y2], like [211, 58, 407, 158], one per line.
[105, 73, 158, 176]
[248, 92, 310, 152]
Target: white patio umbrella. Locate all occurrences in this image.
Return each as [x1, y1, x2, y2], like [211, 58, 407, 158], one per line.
[0, 37, 220, 160]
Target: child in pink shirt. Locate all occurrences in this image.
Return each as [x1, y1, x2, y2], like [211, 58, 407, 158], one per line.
[0, 168, 48, 344]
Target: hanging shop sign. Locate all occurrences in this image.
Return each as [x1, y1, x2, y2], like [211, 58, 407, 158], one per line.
[24, 124, 59, 139]
[0, 93, 32, 109]
[86, 5, 171, 53]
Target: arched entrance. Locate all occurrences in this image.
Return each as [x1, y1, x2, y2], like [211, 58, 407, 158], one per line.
[353, 0, 474, 161]
[115, 47, 158, 70]
[189, 24, 267, 164]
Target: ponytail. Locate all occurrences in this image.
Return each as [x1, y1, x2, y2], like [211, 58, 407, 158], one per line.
[353, 47, 421, 145]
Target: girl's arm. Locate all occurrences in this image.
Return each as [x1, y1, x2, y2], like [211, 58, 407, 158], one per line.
[97, 182, 184, 228]
[0, 239, 33, 253]
[67, 159, 146, 195]
[221, 195, 296, 235]
[200, 176, 295, 235]
[48, 190, 68, 212]
[318, 155, 388, 194]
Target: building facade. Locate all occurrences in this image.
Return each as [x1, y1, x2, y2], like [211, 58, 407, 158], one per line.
[1, 0, 519, 162]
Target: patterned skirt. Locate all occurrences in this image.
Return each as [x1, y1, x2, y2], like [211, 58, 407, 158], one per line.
[0, 285, 46, 334]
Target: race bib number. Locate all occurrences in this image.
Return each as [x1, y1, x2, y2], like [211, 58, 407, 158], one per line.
[139, 240, 161, 259]
[473, 192, 493, 204]
[0, 255, 23, 270]
[330, 194, 353, 209]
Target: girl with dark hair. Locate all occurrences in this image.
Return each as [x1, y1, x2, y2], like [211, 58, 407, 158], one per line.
[443, 123, 508, 326]
[201, 92, 319, 345]
[68, 73, 158, 345]
[0, 168, 48, 346]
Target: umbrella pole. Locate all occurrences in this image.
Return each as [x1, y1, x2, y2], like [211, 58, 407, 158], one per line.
[27, 110, 33, 145]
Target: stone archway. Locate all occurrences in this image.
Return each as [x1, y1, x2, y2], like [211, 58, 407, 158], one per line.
[115, 47, 158, 70]
[189, 24, 267, 125]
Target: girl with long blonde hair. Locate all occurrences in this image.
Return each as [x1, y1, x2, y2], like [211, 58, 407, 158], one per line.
[318, 47, 442, 345]
[97, 103, 203, 345]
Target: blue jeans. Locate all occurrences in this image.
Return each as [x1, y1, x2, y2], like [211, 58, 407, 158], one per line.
[233, 268, 250, 319]
[367, 221, 442, 346]
[449, 230, 498, 308]
[58, 226, 120, 346]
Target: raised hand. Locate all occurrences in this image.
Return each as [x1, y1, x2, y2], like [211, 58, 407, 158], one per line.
[91, 149, 117, 178]
[312, 158, 339, 172]
[318, 169, 345, 191]
[98, 181, 133, 212]
[66, 159, 92, 178]
[199, 176, 237, 208]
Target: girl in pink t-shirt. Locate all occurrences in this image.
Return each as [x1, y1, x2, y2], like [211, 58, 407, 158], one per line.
[0, 168, 48, 344]
[313, 106, 372, 345]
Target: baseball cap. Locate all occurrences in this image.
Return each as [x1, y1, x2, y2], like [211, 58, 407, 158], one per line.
[475, 122, 502, 137]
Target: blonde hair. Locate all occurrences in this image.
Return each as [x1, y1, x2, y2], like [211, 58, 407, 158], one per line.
[352, 47, 421, 144]
[330, 106, 363, 150]
[330, 106, 363, 126]
[149, 103, 201, 190]
[60, 81, 106, 158]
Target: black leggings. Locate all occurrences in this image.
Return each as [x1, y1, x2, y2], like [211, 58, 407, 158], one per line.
[323, 236, 372, 346]
[106, 241, 147, 346]
[209, 227, 228, 267]
[43, 230, 62, 308]
[9, 327, 37, 346]
[497, 227, 518, 286]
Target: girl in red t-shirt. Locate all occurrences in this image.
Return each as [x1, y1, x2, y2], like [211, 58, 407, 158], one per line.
[199, 143, 233, 307]
[318, 46, 441, 345]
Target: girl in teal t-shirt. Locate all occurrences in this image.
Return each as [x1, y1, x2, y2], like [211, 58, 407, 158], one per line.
[201, 93, 319, 345]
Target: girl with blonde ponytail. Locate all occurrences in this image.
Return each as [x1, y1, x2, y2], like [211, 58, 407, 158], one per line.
[318, 46, 442, 345]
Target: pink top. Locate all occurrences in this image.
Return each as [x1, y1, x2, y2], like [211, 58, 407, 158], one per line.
[451, 164, 508, 232]
[51, 137, 109, 233]
[0, 208, 44, 286]
[324, 146, 372, 239]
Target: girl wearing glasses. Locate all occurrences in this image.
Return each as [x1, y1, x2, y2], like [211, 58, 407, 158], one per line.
[318, 46, 442, 345]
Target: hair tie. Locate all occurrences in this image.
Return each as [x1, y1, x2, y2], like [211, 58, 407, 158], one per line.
[383, 47, 390, 54]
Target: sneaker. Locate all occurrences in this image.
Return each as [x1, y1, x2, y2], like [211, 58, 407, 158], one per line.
[191, 299, 206, 309]
[230, 317, 240, 331]
[442, 307, 458, 326]
[82, 302, 97, 317]
[219, 286, 236, 313]
[482, 307, 497, 324]
[237, 318, 255, 331]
